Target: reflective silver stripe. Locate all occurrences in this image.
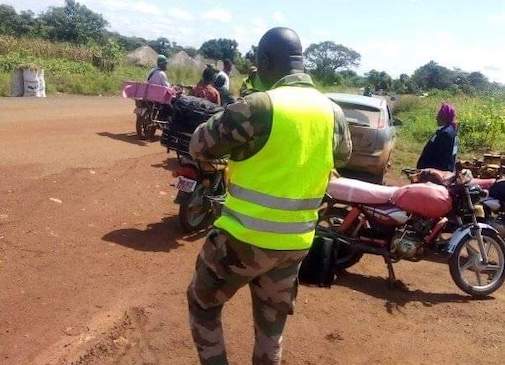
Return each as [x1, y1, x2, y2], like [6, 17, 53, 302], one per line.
[228, 184, 322, 211]
[222, 207, 316, 234]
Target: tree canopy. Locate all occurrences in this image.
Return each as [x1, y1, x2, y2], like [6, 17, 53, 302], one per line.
[0, 5, 39, 37]
[366, 70, 393, 91]
[304, 41, 361, 84]
[199, 38, 239, 61]
[40, 0, 108, 44]
[0, 1, 501, 95]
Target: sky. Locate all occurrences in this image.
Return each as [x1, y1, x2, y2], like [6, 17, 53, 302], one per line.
[4, 0, 505, 83]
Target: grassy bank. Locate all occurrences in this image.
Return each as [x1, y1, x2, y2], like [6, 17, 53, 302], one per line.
[388, 92, 505, 178]
[0, 35, 243, 96]
[395, 93, 505, 152]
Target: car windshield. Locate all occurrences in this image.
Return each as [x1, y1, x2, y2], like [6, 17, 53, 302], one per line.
[334, 101, 381, 128]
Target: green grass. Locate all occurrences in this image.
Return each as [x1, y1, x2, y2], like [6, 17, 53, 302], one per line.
[0, 72, 9, 96]
[0, 49, 247, 96]
[0, 35, 95, 63]
[395, 93, 505, 154]
[387, 93, 505, 180]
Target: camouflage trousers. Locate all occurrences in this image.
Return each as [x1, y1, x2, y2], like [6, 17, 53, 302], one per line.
[187, 229, 308, 365]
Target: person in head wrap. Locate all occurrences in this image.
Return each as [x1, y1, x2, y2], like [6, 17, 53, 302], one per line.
[417, 102, 459, 171]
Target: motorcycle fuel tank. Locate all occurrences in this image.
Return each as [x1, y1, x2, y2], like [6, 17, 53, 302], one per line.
[362, 205, 410, 226]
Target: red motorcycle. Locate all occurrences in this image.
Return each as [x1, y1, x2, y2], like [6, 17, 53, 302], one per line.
[319, 169, 505, 297]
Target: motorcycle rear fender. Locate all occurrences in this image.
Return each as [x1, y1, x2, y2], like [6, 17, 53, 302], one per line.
[174, 190, 191, 204]
[447, 223, 498, 255]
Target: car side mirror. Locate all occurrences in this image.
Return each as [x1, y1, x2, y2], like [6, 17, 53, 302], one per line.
[393, 118, 403, 126]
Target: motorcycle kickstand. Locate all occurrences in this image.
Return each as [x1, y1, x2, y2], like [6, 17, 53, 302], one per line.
[383, 255, 397, 288]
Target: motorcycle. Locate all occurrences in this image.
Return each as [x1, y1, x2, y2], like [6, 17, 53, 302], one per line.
[172, 156, 227, 233]
[134, 100, 163, 140]
[319, 168, 505, 297]
[122, 81, 180, 140]
[159, 120, 227, 233]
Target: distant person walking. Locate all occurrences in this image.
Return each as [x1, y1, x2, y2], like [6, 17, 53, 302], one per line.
[417, 102, 459, 171]
[147, 55, 170, 87]
[192, 66, 221, 105]
[215, 59, 232, 91]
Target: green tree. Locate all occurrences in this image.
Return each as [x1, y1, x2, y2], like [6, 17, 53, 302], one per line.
[107, 31, 146, 51]
[148, 37, 173, 56]
[92, 38, 123, 72]
[0, 5, 41, 36]
[245, 45, 258, 64]
[467, 71, 489, 89]
[337, 70, 366, 87]
[199, 38, 239, 61]
[304, 41, 360, 84]
[40, 0, 108, 44]
[393, 73, 417, 94]
[366, 69, 392, 91]
[411, 61, 454, 90]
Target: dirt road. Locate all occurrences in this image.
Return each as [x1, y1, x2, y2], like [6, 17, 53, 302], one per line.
[1, 96, 504, 365]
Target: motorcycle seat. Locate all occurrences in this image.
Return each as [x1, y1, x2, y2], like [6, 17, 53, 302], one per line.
[327, 177, 398, 204]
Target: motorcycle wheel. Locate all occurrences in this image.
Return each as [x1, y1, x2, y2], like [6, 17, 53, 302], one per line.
[136, 115, 156, 140]
[449, 228, 505, 297]
[178, 184, 213, 233]
[318, 205, 363, 270]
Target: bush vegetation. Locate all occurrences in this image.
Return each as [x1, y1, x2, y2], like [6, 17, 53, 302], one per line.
[395, 93, 505, 153]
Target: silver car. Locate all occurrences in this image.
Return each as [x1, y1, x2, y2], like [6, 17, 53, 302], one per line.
[327, 93, 399, 184]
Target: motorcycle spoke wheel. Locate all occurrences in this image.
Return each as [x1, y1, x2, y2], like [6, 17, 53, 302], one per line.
[456, 236, 505, 292]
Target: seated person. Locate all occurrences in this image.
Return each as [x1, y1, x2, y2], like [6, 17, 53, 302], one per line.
[417, 103, 459, 172]
[214, 73, 236, 106]
[191, 66, 221, 105]
[147, 55, 170, 87]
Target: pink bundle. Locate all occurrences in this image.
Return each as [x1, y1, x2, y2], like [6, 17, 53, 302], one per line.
[122, 81, 176, 104]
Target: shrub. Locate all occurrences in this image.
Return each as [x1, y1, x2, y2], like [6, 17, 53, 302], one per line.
[0, 35, 95, 62]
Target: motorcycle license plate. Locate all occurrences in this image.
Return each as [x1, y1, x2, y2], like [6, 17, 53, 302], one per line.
[175, 176, 197, 193]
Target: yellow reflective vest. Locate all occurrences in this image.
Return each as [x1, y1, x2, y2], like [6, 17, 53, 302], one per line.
[214, 86, 334, 250]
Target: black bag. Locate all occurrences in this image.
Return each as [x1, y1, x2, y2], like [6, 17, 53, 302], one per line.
[490, 180, 505, 202]
[298, 236, 338, 287]
[172, 95, 223, 133]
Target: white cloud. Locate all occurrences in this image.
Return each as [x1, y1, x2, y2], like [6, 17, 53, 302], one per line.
[489, 12, 505, 25]
[354, 31, 505, 83]
[202, 8, 232, 23]
[272, 11, 286, 23]
[170, 8, 194, 21]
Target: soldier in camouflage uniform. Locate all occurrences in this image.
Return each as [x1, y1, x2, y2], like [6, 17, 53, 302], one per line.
[187, 28, 352, 365]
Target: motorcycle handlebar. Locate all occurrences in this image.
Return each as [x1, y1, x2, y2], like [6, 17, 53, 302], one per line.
[401, 168, 421, 182]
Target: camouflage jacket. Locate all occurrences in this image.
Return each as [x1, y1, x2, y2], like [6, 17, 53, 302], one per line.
[190, 73, 352, 168]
